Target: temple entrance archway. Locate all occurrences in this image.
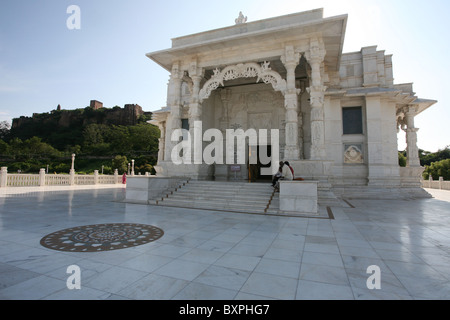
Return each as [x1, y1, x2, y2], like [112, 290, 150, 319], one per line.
[199, 62, 287, 103]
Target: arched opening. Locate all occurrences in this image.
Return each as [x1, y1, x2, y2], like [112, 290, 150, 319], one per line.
[199, 62, 287, 102]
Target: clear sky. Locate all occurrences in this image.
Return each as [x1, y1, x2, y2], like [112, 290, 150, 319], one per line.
[0, 0, 448, 152]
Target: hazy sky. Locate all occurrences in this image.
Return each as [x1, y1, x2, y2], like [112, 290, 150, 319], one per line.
[0, 0, 448, 151]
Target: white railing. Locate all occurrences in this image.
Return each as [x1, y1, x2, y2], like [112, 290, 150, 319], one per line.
[0, 167, 124, 188]
[98, 174, 119, 184]
[7, 174, 40, 187]
[422, 177, 450, 191]
[46, 174, 71, 186]
[75, 175, 95, 185]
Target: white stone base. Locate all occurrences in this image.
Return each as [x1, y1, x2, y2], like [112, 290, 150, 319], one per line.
[154, 162, 214, 180]
[289, 160, 333, 186]
[125, 176, 187, 203]
[400, 166, 425, 188]
[279, 181, 318, 215]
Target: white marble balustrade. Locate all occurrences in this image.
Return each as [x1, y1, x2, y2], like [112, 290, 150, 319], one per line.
[0, 167, 122, 188]
[422, 177, 450, 190]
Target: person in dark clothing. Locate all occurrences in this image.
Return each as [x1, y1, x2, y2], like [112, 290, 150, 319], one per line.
[272, 161, 284, 187]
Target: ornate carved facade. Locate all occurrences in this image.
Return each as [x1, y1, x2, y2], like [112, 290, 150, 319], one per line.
[146, 9, 436, 193]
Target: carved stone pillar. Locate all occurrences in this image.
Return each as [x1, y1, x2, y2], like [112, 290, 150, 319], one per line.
[189, 75, 203, 123]
[284, 93, 300, 160]
[305, 39, 327, 160]
[188, 63, 204, 164]
[219, 89, 231, 132]
[298, 80, 306, 159]
[219, 89, 231, 165]
[166, 62, 183, 161]
[157, 122, 166, 163]
[404, 105, 420, 167]
[281, 46, 301, 160]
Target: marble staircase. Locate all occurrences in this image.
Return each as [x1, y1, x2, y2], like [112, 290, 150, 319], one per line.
[154, 180, 276, 214]
[152, 180, 345, 215]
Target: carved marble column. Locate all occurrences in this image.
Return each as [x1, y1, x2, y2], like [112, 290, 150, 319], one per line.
[189, 75, 203, 125]
[305, 39, 327, 160]
[219, 89, 231, 165]
[281, 46, 301, 160]
[219, 89, 231, 132]
[188, 63, 204, 164]
[298, 80, 306, 159]
[157, 122, 165, 163]
[165, 62, 183, 161]
[404, 105, 420, 167]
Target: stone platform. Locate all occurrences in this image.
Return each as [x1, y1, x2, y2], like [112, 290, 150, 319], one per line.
[124, 177, 336, 218]
[0, 186, 450, 300]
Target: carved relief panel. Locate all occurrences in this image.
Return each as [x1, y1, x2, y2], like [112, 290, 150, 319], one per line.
[225, 86, 283, 131]
[344, 144, 364, 164]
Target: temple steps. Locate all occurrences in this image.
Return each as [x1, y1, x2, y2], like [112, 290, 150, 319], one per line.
[154, 180, 275, 214]
[132, 178, 431, 216]
[152, 180, 345, 215]
[332, 186, 432, 200]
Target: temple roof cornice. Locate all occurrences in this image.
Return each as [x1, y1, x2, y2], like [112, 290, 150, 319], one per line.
[146, 9, 347, 74]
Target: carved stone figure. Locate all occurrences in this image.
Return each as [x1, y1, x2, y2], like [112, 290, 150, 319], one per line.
[235, 12, 247, 24]
[344, 145, 364, 164]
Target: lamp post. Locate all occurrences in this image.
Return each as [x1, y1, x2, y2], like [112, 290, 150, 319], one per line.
[131, 159, 135, 176]
[101, 165, 104, 175]
[128, 163, 130, 175]
[69, 153, 76, 185]
[71, 154, 76, 173]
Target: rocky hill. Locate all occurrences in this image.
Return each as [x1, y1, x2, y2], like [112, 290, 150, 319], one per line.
[9, 100, 153, 150]
[12, 101, 150, 128]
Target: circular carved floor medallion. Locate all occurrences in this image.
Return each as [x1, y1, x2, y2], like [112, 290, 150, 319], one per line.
[40, 223, 164, 252]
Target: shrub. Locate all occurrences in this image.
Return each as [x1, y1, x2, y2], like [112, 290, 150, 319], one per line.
[423, 159, 450, 180]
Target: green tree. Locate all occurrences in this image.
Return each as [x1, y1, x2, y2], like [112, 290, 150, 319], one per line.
[8, 161, 32, 173]
[128, 124, 160, 154]
[0, 139, 9, 155]
[83, 124, 106, 147]
[138, 114, 153, 123]
[112, 155, 128, 174]
[138, 163, 153, 175]
[420, 147, 450, 166]
[22, 137, 62, 159]
[87, 143, 111, 155]
[423, 159, 450, 180]
[398, 152, 407, 167]
[71, 145, 82, 155]
[102, 165, 113, 175]
[8, 137, 24, 158]
[53, 163, 70, 174]
[106, 126, 131, 154]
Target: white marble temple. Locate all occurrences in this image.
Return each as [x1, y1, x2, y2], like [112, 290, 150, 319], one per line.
[145, 8, 436, 200]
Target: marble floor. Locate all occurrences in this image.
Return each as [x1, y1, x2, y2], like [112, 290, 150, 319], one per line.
[0, 186, 449, 300]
